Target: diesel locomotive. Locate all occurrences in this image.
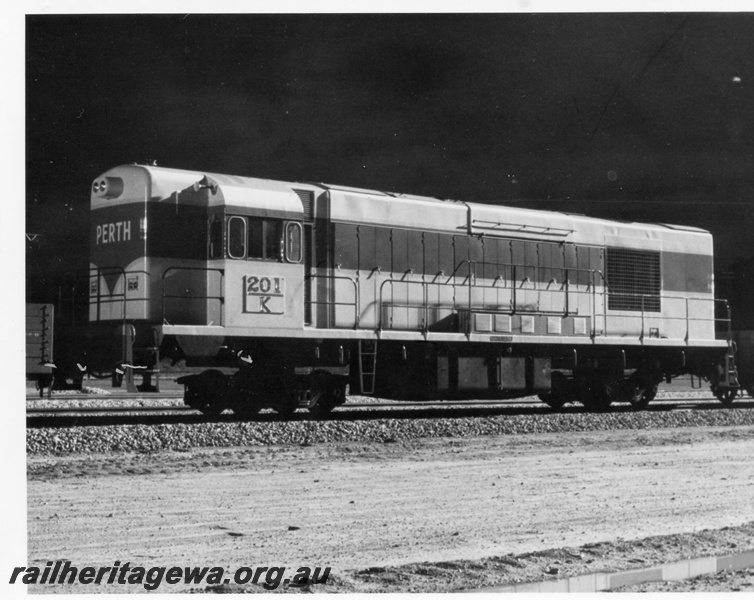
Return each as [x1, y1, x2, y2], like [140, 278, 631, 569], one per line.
[88, 164, 739, 416]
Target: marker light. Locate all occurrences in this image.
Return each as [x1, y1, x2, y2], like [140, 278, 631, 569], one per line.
[92, 176, 124, 199]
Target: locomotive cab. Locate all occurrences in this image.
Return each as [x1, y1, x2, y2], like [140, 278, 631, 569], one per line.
[89, 164, 310, 384]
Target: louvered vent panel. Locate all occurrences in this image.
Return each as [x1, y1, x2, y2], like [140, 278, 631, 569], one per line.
[606, 248, 661, 312]
[293, 189, 314, 221]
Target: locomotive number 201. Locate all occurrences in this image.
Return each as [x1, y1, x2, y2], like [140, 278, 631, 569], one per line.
[244, 275, 285, 315]
[246, 276, 282, 295]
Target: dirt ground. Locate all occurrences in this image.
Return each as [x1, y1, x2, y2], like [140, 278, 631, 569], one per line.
[27, 424, 754, 593]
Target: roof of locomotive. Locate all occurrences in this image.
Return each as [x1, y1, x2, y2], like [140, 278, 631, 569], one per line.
[93, 164, 713, 254]
[317, 174, 712, 254]
[92, 164, 307, 218]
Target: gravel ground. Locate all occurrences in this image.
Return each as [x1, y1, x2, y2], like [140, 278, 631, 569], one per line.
[28, 395, 187, 409]
[27, 429, 754, 593]
[330, 522, 754, 593]
[27, 405, 754, 455]
[26, 376, 754, 593]
[172, 523, 754, 593]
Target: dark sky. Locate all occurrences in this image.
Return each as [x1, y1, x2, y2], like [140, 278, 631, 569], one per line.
[25, 12, 754, 282]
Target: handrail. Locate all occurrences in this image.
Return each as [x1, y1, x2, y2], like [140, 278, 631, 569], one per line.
[88, 266, 152, 367]
[588, 294, 731, 344]
[375, 262, 730, 340]
[305, 273, 360, 329]
[379, 260, 595, 328]
[438, 259, 600, 318]
[89, 266, 152, 321]
[92, 259, 732, 342]
[162, 265, 225, 279]
[469, 218, 574, 238]
[378, 275, 587, 333]
[714, 298, 733, 343]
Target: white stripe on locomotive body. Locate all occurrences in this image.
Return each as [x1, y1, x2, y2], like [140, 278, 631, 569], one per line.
[89, 164, 725, 349]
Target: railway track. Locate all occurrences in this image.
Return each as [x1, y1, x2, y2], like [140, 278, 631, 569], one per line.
[26, 397, 550, 413]
[25, 394, 754, 429]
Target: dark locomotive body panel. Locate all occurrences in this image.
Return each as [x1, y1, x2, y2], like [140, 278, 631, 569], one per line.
[85, 164, 738, 414]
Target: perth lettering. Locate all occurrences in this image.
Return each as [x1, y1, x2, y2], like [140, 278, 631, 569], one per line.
[9, 561, 331, 591]
[96, 220, 131, 244]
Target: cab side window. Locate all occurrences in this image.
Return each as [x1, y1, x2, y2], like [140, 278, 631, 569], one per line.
[285, 222, 303, 263]
[265, 221, 283, 260]
[227, 216, 247, 259]
[248, 218, 264, 258]
[248, 218, 283, 261]
[222, 216, 301, 262]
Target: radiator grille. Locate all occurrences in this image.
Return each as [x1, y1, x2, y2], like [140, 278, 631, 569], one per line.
[606, 248, 661, 312]
[293, 189, 314, 221]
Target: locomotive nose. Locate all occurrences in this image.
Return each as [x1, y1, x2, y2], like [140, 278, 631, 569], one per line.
[92, 176, 124, 199]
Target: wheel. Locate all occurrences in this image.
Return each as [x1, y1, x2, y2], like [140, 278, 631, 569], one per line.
[307, 374, 347, 418]
[228, 369, 265, 418]
[540, 395, 566, 410]
[626, 387, 650, 410]
[578, 376, 613, 411]
[273, 392, 298, 417]
[587, 395, 613, 411]
[179, 369, 227, 416]
[643, 385, 658, 403]
[715, 387, 737, 406]
[233, 404, 261, 419]
[328, 380, 347, 407]
[308, 382, 346, 418]
[625, 380, 657, 410]
[198, 403, 225, 417]
[270, 376, 298, 418]
[183, 383, 201, 408]
[538, 372, 568, 410]
[308, 397, 335, 418]
[53, 371, 84, 390]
